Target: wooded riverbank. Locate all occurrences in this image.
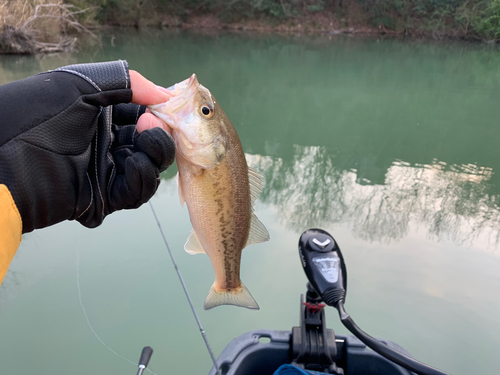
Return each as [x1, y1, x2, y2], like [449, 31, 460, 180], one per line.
[2, 0, 500, 54]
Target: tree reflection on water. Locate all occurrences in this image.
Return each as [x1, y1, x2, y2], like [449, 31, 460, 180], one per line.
[246, 145, 500, 248]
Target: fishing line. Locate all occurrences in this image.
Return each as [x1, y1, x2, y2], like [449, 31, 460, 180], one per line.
[149, 201, 221, 375]
[76, 246, 158, 375]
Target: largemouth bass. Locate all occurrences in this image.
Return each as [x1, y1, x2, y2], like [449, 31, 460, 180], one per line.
[149, 75, 269, 310]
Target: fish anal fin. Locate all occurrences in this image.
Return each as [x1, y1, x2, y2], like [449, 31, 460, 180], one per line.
[246, 213, 270, 247]
[204, 282, 259, 310]
[176, 172, 185, 207]
[184, 230, 206, 255]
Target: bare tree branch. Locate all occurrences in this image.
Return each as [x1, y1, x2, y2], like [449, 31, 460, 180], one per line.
[21, 3, 97, 38]
[0, 2, 99, 54]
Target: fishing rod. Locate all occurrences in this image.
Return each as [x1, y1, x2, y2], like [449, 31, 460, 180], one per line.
[149, 201, 221, 375]
[136, 347, 154, 375]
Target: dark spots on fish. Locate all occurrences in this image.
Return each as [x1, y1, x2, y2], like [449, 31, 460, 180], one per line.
[218, 213, 231, 226]
[213, 170, 224, 216]
[212, 137, 226, 164]
[215, 198, 223, 215]
[216, 149, 224, 163]
[210, 163, 241, 288]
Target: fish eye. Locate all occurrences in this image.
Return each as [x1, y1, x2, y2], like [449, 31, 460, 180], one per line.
[200, 105, 214, 118]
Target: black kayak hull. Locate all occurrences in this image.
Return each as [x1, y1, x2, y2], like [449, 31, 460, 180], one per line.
[208, 329, 414, 375]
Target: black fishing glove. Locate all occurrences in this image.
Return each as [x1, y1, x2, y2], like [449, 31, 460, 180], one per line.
[0, 60, 175, 233]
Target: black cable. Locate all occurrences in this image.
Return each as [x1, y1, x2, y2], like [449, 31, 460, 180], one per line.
[336, 302, 451, 375]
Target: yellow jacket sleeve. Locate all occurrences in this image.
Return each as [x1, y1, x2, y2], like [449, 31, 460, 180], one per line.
[0, 184, 22, 286]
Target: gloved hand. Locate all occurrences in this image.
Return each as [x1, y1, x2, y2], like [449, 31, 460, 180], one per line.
[0, 60, 175, 233]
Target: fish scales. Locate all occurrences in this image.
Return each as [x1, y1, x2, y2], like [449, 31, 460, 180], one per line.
[149, 74, 269, 310]
[180, 146, 249, 290]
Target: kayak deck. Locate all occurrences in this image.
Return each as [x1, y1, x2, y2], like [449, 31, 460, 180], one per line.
[208, 329, 413, 375]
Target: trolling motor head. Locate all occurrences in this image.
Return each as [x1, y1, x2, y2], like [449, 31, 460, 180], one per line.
[297, 228, 451, 375]
[290, 229, 348, 374]
[298, 229, 347, 307]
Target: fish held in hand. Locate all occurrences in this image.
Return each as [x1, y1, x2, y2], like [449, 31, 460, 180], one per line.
[149, 74, 270, 310]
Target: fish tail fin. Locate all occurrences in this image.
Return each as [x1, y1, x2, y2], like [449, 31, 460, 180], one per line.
[203, 283, 259, 310]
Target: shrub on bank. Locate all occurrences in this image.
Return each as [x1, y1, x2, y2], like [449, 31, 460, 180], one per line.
[0, 0, 95, 54]
[2, 0, 500, 54]
[73, 0, 500, 40]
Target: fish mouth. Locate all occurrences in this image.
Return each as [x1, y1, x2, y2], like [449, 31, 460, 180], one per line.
[149, 74, 223, 169]
[148, 74, 200, 130]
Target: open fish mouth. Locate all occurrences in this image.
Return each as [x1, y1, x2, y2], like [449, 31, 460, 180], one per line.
[149, 74, 224, 169]
[148, 74, 201, 129]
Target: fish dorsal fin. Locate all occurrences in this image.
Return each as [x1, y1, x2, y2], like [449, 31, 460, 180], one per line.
[248, 167, 263, 206]
[246, 213, 270, 246]
[176, 172, 185, 207]
[185, 230, 206, 255]
[245, 167, 270, 247]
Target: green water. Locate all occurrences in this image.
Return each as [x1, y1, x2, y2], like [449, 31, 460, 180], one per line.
[1, 30, 500, 375]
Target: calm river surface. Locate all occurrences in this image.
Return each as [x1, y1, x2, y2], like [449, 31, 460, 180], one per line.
[1, 29, 500, 375]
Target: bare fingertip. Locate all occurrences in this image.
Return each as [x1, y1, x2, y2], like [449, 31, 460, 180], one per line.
[136, 113, 151, 133]
[137, 113, 173, 135]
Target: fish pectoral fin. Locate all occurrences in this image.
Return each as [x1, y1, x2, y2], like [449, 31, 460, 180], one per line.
[204, 283, 259, 310]
[246, 213, 270, 247]
[184, 230, 206, 255]
[176, 172, 185, 207]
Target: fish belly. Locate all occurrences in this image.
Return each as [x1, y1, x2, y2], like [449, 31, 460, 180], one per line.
[178, 151, 259, 309]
